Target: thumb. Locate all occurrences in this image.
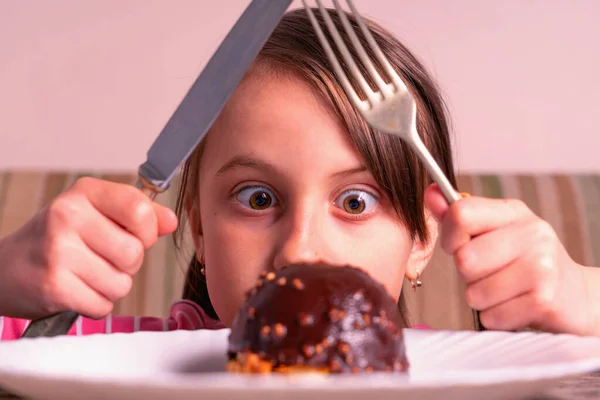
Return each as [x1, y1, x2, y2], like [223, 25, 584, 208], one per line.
[153, 203, 179, 236]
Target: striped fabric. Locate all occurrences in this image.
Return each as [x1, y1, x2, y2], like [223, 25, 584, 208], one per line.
[0, 171, 598, 330]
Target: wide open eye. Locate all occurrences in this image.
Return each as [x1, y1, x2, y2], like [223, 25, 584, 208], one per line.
[333, 190, 378, 215]
[236, 186, 278, 210]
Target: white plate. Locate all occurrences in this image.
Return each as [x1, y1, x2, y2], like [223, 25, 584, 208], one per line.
[0, 328, 599, 400]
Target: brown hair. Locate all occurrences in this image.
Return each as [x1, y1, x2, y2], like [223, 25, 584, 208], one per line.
[174, 8, 457, 326]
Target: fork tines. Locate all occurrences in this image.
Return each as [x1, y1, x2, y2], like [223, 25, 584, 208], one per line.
[301, 0, 410, 110]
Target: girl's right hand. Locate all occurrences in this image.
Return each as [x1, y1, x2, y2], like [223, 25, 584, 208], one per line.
[0, 177, 178, 320]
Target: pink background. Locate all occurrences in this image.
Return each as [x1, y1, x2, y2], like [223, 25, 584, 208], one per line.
[1, 0, 598, 173]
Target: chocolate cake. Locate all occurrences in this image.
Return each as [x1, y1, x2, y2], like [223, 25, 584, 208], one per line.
[227, 263, 409, 374]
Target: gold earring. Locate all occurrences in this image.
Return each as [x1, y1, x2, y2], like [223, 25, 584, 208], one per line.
[200, 254, 206, 276]
[411, 269, 422, 291]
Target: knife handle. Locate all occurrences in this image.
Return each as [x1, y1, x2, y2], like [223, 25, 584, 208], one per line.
[20, 177, 160, 339]
[20, 310, 79, 338]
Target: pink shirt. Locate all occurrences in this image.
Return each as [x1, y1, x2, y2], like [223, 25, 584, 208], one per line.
[0, 300, 225, 341]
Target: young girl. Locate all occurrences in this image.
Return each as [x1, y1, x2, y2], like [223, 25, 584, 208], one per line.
[1, 8, 599, 340]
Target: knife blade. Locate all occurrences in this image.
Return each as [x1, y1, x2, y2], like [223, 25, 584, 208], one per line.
[21, 0, 292, 339]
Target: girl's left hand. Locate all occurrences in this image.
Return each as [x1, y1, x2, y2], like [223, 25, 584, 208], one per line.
[424, 184, 598, 336]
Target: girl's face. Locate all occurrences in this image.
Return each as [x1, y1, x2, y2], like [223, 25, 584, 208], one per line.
[192, 72, 435, 326]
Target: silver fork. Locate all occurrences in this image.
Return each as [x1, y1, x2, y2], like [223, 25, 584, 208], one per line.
[302, 0, 461, 205]
[303, 0, 484, 331]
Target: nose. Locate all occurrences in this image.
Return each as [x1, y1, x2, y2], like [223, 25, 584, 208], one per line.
[272, 204, 326, 269]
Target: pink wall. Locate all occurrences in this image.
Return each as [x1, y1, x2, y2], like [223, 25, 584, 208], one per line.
[1, 1, 598, 173]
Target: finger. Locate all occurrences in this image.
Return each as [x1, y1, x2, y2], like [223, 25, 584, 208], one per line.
[478, 292, 542, 331]
[73, 258, 133, 304]
[465, 258, 536, 311]
[75, 201, 145, 275]
[424, 184, 472, 254]
[439, 199, 533, 255]
[65, 237, 134, 303]
[423, 183, 472, 217]
[455, 221, 538, 283]
[155, 202, 178, 236]
[73, 178, 173, 248]
[424, 183, 450, 222]
[51, 270, 115, 319]
[444, 195, 533, 238]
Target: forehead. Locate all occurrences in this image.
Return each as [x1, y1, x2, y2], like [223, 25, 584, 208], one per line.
[198, 70, 365, 176]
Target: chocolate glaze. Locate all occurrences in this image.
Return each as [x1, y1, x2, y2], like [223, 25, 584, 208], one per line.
[228, 263, 409, 373]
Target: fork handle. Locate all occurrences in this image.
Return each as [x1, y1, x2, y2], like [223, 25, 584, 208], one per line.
[409, 136, 461, 204]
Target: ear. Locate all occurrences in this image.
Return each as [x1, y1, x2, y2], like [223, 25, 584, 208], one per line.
[185, 197, 204, 263]
[405, 209, 439, 281]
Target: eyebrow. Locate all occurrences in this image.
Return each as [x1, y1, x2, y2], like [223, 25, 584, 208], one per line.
[215, 155, 279, 176]
[329, 166, 369, 179]
[215, 155, 369, 179]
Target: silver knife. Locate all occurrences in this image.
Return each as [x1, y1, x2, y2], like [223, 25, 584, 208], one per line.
[21, 0, 292, 339]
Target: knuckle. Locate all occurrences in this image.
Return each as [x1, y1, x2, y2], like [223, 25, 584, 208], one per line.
[131, 200, 153, 226]
[39, 270, 59, 299]
[454, 246, 476, 278]
[531, 253, 558, 289]
[44, 235, 69, 271]
[506, 198, 528, 216]
[71, 176, 97, 193]
[531, 220, 556, 243]
[507, 198, 527, 212]
[530, 287, 554, 313]
[119, 239, 145, 272]
[47, 197, 83, 230]
[113, 274, 133, 299]
[127, 199, 155, 237]
[39, 269, 67, 311]
[449, 200, 470, 227]
[536, 252, 556, 275]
